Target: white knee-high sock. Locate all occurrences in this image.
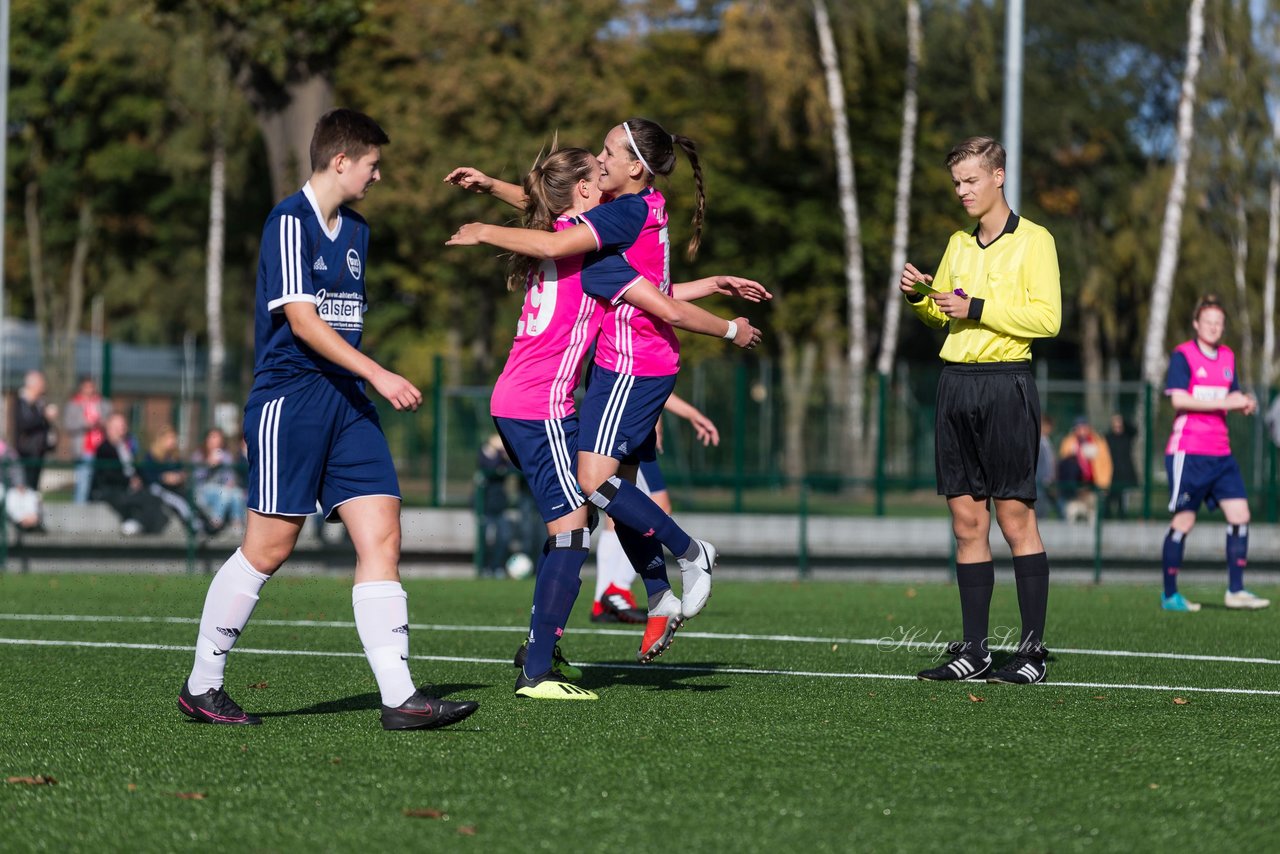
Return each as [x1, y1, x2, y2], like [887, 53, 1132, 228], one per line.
[188, 549, 270, 694]
[352, 581, 416, 707]
[595, 527, 635, 601]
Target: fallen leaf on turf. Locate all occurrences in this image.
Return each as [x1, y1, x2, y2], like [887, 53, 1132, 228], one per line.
[248, 681, 269, 690]
[457, 826, 477, 836]
[967, 693, 984, 703]
[170, 792, 206, 800]
[404, 808, 446, 819]
[127, 784, 137, 792]
[6, 776, 57, 786]
[1149, 783, 1160, 789]
[905, 588, 917, 599]
[831, 644, 838, 652]
[1173, 697, 1189, 705]
[331, 758, 342, 765]
[1092, 696, 1107, 700]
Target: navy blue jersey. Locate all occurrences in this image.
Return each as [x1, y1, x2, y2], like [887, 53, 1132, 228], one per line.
[254, 183, 370, 384]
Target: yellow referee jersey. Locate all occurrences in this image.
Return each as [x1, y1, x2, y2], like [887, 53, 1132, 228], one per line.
[907, 214, 1061, 363]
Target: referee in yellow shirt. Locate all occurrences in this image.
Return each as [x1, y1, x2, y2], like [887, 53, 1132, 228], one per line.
[900, 136, 1061, 685]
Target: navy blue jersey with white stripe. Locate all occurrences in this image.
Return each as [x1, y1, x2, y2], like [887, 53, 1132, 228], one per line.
[254, 183, 369, 385]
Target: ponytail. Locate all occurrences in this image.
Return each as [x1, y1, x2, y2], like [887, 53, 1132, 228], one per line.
[622, 118, 706, 260]
[505, 144, 596, 292]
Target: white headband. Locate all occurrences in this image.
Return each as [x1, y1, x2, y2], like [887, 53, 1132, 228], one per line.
[622, 122, 654, 175]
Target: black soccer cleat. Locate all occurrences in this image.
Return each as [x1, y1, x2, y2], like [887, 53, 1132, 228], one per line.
[987, 643, 1049, 685]
[178, 681, 262, 725]
[916, 643, 992, 681]
[513, 640, 583, 681]
[380, 689, 478, 731]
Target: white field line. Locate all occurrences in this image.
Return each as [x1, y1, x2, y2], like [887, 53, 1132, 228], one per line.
[2, 636, 1279, 698]
[1, 612, 1278, 667]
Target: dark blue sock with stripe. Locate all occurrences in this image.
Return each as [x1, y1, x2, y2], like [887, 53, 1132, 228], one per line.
[615, 521, 670, 599]
[1226, 524, 1248, 593]
[524, 529, 589, 677]
[1163, 529, 1186, 597]
[589, 476, 695, 559]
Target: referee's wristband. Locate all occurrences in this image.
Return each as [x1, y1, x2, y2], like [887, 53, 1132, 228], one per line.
[723, 320, 739, 341]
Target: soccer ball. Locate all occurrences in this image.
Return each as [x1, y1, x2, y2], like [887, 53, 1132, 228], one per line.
[505, 552, 535, 580]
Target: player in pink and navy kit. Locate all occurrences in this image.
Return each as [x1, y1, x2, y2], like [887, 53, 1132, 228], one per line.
[1161, 296, 1268, 612]
[448, 118, 767, 663]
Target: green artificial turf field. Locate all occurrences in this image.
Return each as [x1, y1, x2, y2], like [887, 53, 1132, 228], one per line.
[1, 572, 1276, 852]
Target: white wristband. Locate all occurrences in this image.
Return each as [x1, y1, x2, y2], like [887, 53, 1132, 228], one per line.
[723, 320, 738, 341]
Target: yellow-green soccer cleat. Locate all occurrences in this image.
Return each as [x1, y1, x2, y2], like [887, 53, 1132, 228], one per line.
[514, 668, 598, 701]
[512, 640, 583, 681]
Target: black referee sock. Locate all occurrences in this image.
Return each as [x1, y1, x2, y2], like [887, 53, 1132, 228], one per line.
[1012, 552, 1050, 652]
[955, 561, 995, 657]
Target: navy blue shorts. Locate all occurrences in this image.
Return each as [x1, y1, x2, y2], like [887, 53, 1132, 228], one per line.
[244, 374, 399, 519]
[637, 457, 667, 494]
[494, 415, 585, 524]
[1166, 452, 1247, 513]
[578, 366, 674, 464]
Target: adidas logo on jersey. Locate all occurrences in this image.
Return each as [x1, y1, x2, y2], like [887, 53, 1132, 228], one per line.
[313, 257, 328, 271]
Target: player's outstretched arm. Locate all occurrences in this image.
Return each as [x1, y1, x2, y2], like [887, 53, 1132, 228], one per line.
[672, 275, 772, 303]
[664, 392, 720, 447]
[283, 303, 422, 411]
[446, 221, 596, 260]
[622, 279, 761, 349]
[443, 167, 528, 209]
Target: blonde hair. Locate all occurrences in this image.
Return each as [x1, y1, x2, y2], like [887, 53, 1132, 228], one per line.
[505, 145, 596, 292]
[945, 136, 1006, 174]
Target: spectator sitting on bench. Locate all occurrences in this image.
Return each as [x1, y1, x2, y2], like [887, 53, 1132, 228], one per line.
[1, 438, 45, 533]
[140, 424, 221, 537]
[91, 412, 169, 536]
[191, 427, 247, 537]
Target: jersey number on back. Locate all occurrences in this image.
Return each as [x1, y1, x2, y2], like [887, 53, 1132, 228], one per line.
[519, 261, 559, 337]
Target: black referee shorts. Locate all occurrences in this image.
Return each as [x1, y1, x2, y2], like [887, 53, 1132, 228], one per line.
[934, 362, 1040, 501]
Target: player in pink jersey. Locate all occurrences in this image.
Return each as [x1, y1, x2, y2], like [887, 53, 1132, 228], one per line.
[449, 118, 766, 662]
[1161, 295, 1268, 612]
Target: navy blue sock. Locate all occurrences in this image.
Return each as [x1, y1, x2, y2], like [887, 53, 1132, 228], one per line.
[589, 476, 695, 559]
[1226, 524, 1248, 593]
[1012, 552, 1050, 651]
[955, 561, 995, 656]
[615, 521, 670, 599]
[525, 529, 589, 677]
[1162, 529, 1186, 598]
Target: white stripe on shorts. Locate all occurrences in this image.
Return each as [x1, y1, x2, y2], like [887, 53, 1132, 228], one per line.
[543, 419, 584, 512]
[256, 397, 285, 514]
[1167, 450, 1186, 513]
[594, 373, 634, 456]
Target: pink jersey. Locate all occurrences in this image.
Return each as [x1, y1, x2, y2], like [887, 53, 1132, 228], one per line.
[1165, 339, 1238, 456]
[490, 217, 604, 420]
[581, 188, 681, 377]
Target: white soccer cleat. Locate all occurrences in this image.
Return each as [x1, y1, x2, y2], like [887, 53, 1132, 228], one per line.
[1224, 589, 1271, 610]
[677, 539, 717, 619]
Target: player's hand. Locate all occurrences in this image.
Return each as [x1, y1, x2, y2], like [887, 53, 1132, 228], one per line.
[370, 369, 423, 412]
[446, 223, 487, 246]
[443, 167, 494, 194]
[688, 411, 720, 447]
[900, 263, 932, 296]
[730, 317, 762, 350]
[1229, 391, 1258, 416]
[929, 290, 971, 319]
[714, 276, 773, 303]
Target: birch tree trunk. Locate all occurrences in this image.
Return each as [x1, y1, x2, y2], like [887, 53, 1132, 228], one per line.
[813, 0, 868, 474]
[1260, 103, 1279, 393]
[61, 201, 93, 397]
[206, 123, 227, 418]
[875, 0, 921, 379]
[1231, 192, 1255, 387]
[1140, 0, 1206, 385]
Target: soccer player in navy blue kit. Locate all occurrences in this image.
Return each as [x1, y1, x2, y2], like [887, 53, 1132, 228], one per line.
[178, 109, 478, 730]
